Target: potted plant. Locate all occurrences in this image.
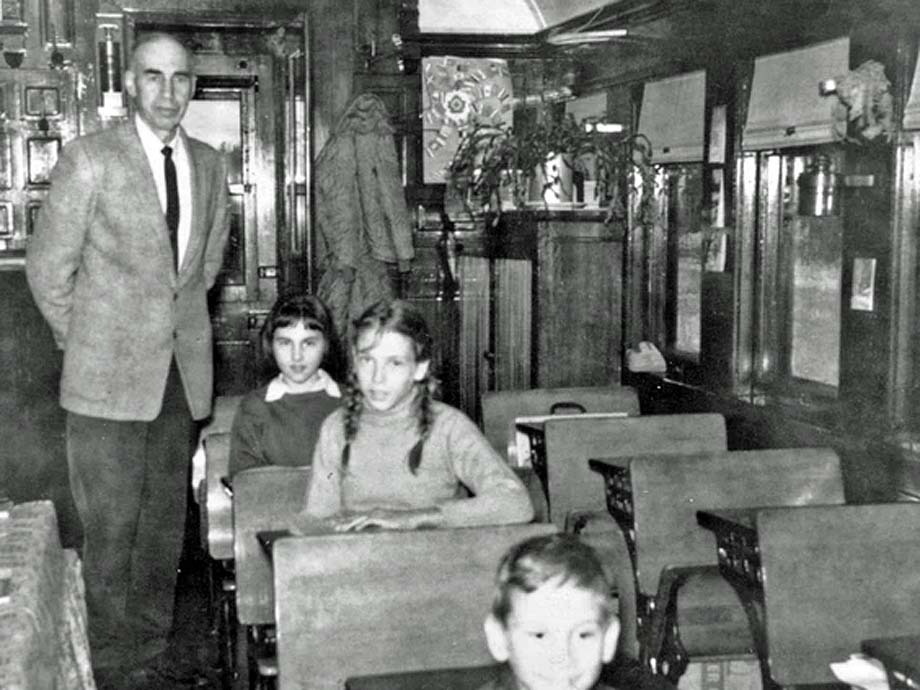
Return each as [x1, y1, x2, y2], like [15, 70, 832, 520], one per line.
[515, 113, 587, 204]
[445, 119, 518, 217]
[588, 129, 656, 227]
[446, 113, 657, 227]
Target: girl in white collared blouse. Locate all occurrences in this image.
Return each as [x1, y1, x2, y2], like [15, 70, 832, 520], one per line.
[229, 293, 345, 476]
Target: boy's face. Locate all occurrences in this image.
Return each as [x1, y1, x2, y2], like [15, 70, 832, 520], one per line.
[485, 578, 619, 690]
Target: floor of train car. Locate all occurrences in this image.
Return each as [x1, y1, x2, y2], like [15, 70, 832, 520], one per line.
[161, 497, 227, 690]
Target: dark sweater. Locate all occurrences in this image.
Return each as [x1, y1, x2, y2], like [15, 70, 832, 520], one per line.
[229, 385, 340, 476]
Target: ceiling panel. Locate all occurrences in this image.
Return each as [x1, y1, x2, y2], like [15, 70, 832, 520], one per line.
[418, 0, 623, 34]
[419, 0, 542, 34]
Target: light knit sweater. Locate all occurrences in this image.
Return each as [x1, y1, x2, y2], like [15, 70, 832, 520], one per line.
[305, 398, 534, 527]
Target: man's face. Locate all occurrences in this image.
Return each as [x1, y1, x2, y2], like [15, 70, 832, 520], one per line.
[125, 36, 195, 142]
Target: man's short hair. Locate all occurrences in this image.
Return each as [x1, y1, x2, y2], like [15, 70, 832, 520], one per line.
[491, 533, 613, 625]
[129, 32, 194, 72]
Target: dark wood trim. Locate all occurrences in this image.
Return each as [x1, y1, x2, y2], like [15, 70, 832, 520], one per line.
[407, 32, 546, 59]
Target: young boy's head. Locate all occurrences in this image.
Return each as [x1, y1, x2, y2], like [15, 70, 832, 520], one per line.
[484, 534, 619, 690]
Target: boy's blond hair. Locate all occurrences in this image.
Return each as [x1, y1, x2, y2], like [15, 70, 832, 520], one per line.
[491, 533, 614, 625]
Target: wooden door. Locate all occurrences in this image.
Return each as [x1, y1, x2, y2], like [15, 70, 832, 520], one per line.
[181, 53, 279, 396]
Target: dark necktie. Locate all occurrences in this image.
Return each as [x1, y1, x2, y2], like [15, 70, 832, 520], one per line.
[162, 145, 179, 270]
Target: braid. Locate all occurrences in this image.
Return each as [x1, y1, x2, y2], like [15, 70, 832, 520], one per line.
[341, 372, 364, 469]
[407, 377, 436, 475]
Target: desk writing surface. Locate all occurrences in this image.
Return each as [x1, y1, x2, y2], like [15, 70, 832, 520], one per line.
[345, 664, 501, 690]
[696, 508, 757, 530]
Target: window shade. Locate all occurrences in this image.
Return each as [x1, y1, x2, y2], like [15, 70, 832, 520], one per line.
[743, 36, 849, 150]
[638, 70, 706, 164]
[904, 49, 920, 131]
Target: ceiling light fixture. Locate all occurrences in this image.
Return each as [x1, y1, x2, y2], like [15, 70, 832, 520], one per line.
[546, 29, 628, 46]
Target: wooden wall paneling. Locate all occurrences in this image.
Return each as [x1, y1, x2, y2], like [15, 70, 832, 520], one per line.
[838, 138, 892, 426]
[457, 253, 490, 419]
[0, 268, 78, 546]
[312, 0, 356, 155]
[699, 271, 734, 390]
[888, 33, 920, 429]
[401, 236, 461, 409]
[493, 257, 532, 390]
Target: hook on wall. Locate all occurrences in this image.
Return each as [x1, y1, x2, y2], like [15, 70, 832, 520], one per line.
[49, 25, 65, 70]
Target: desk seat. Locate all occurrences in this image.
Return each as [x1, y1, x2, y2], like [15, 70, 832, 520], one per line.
[480, 385, 640, 461]
[590, 447, 844, 686]
[535, 412, 727, 661]
[699, 503, 920, 687]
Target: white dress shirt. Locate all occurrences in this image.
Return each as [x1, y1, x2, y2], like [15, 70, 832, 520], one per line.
[135, 114, 193, 268]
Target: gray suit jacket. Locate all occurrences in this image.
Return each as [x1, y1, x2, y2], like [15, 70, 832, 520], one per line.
[26, 121, 230, 421]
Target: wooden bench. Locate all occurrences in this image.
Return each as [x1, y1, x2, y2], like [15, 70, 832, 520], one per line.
[536, 413, 727, 661]
[273, 523, 557, 690]
[590, 447, 845, 686]
[701, 502, 920, 687]
[234, 465, 310, 687]
[196, 393, 242, 559]
[480, 385, 640, 461]
[207, 393, 245, 436]
[202, 432, 234, 563]
[199, 431, 236, 687]
[195, 395, 240, 689]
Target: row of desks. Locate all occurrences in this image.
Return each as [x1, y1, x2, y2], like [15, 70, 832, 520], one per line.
[198, 390, 916, 688]
[587, 449, 920, 690]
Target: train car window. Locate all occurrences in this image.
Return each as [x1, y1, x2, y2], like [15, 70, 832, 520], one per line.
[753, 147, 843, 395]
[647, 164, 705, 361]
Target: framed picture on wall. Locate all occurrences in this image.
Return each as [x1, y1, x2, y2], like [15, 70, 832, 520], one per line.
[0, 201, 12, 237]
[24, 86, 61, 117]
[0, 0, 24, 23]
[27, 201, 41, 236]
[0, 132, 11, 190]
[27, 137, 61, 187]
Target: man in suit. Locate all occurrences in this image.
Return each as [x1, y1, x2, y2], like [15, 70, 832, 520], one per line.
[26, 32, 229, 688]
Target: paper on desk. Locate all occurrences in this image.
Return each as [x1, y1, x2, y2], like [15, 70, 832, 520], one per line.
[830, 654, 889, 690]
[512, 412, 628, 468]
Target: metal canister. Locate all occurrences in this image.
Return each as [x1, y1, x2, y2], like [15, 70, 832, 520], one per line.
[797, 154, 840, 216]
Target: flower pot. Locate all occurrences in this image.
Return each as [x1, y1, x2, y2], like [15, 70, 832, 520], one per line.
[529, 153, 575, 203]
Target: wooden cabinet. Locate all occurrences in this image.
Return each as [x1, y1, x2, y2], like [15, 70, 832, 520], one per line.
[532, 217, 624, 387]
[404, 211, 624, 422]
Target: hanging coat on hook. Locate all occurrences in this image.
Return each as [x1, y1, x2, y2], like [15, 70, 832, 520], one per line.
[314, 92, 415, 337]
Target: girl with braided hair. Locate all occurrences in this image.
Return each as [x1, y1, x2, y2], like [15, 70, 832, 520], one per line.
[301, 299, 534, 531]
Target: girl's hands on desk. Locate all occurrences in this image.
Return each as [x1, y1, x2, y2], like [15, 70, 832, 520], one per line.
[328, 507, 444, 532]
